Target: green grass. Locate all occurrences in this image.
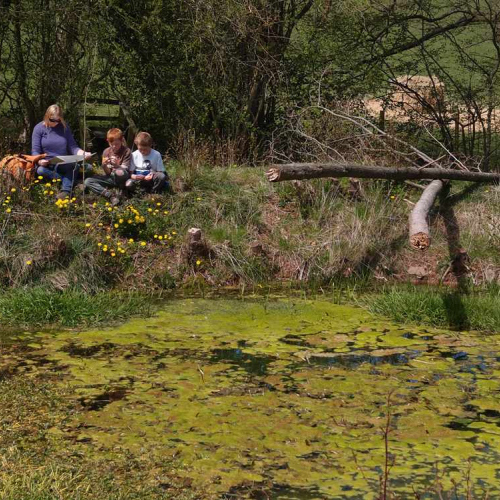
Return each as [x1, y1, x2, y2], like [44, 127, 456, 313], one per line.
[0, 288, 156, 328]
[369, 285, 500, 332]
[0, 162, 497, 320]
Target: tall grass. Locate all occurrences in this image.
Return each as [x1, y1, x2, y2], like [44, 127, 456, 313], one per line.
[369, 285, 500, 332]
[0, 288, 156, 328]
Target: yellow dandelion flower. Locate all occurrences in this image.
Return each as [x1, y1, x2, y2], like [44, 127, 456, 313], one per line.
[147, 208, 153, 212]
[5, 208, 11, 213]
[128, 238, 134, 243]
[102, 247, 108, 252]
[85, 223, 91, 228]
[172, 231, 177, 235]
[196, 197, 202, 201]
[106, 235, 111, 240]
[105, 202, 110, 206]
[108, 207, 112, 212]
[164, 211, 169, 215]
[156, 202, 161, 206]
[140, 241, 146, 246]
[38, 176, 43, 180]
[119, 218, 124, 224]
[49, 191, 54, 195]
[26, 260, 32, 265]
[97, 242, 102, 247]
[111, 252, 116, 257]
[127, 219, 133, 224]
[114, 223, 119, 228]
[92, 203, 97, 208]
[98, 222, 103, 227]
[10, 188, 16, 193]
[154, 234, 158, 239]
[43, 190, 48, 195]
[158, 235, 163, 240]
[196, 260, 201, 266]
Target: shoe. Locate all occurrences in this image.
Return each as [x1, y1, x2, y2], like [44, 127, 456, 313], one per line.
[56, 191, 70, 200]
[110, 195, 121, 207]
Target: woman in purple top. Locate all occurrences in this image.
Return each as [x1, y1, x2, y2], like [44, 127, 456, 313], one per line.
[31, 104, 92, 198]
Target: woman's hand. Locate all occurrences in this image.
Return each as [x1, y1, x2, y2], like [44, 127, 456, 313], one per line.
[145, 173, 153, 181]
[131, 174, 145, 180]
[84, 152, 93, 160]
[38, 159, 49, 167]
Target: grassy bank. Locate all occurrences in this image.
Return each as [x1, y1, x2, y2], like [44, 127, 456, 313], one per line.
[0, 288, 155, 328]
[369, 285, 500, 332]
[0, 160, 498, 327]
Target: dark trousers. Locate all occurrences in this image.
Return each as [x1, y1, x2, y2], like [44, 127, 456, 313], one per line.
[125, 172, 167, 194]
[84, 168, 129, 197]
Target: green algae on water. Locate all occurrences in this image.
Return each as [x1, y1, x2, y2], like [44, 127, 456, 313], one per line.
[4, 298, 500, 499]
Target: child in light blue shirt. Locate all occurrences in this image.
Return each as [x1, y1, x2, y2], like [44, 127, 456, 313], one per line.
[126, 132, 168, 194]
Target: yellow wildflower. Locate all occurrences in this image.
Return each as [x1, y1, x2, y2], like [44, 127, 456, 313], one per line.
[140, 241, 146, 246]
[10, 188, 16, 193]
[26, 260, 32, 265]
[85, 223, 91, 228]
[196, 260, 202, 266]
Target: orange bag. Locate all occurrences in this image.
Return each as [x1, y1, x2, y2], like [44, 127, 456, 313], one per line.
[0, 153, 46, 182]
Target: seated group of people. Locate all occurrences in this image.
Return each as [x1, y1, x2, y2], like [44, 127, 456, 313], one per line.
[31, 104, 167, 205]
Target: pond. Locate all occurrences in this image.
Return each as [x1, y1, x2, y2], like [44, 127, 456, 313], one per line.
[2, 298, 500, 499]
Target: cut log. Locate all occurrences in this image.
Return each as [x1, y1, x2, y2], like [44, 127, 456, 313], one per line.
[409, 180, 444, 250]
[266, 163, 500, 183]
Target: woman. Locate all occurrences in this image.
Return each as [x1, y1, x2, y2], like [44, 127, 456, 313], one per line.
[31, 104, 92, 199]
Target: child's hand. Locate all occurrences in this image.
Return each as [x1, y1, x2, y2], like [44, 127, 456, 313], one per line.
[145, 173, 153, 181]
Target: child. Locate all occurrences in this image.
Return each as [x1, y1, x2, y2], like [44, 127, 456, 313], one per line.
[125, 132, 167, 194]
[84, 128, 131, 205]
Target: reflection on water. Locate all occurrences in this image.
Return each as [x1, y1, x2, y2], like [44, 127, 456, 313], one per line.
[2, 298, 500, 499]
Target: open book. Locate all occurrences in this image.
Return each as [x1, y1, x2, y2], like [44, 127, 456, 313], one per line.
[49, 154, 96, 165]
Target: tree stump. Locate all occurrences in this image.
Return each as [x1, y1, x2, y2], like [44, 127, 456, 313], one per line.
[184, 227, 210, 265]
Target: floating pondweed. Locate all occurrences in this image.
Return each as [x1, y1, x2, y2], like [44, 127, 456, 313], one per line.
[2, 298, 500, 498]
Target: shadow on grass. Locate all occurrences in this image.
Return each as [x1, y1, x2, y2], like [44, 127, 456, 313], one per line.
[438, 183, 481, 330]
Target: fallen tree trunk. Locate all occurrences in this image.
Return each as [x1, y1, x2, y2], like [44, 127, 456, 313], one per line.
[409, 180, 445, 250]
[266, 163, 500, 183]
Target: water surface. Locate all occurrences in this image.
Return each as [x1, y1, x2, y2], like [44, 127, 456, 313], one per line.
[3, 299, 500, 498]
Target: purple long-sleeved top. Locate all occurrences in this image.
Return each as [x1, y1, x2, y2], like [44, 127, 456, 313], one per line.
[31, 121, 80, 159]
